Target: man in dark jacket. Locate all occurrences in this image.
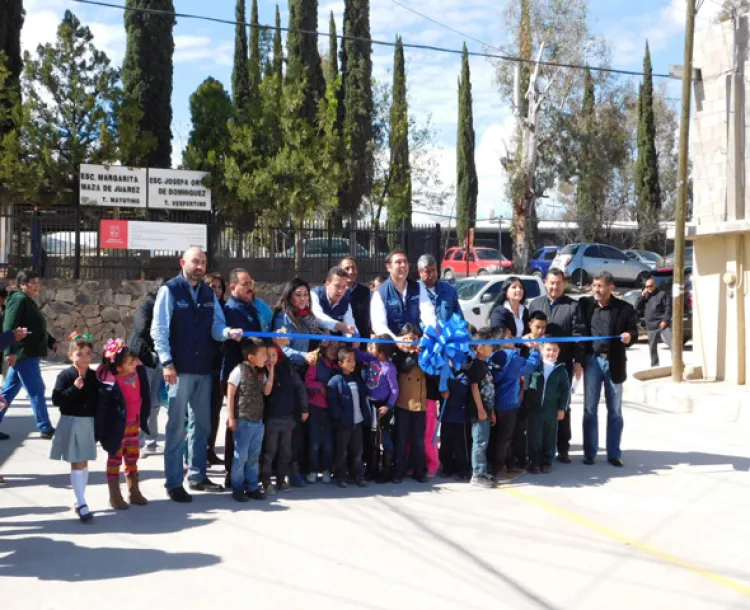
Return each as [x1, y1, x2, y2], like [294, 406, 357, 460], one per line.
[0, 268, 56, 440]
[575, 271, 639, 468]
[527, 267, 583, 463]
[636, 276, 672, 367]
[340, 257, 372, 338]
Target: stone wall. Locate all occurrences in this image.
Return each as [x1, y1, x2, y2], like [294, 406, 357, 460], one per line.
[31, 279, 287, 362]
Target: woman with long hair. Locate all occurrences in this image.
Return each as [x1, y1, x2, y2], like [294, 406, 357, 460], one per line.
[490, 277, 529, 339]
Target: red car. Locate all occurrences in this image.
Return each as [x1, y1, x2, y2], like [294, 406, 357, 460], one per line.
[441, 247, 512, 280]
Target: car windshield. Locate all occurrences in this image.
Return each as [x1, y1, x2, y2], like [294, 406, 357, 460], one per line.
[456, 279, 490, 300]
[639, 251, 661, 262]
[522, 280, 541, 299]
[559, 244, 579, 255]
[475, 249, 502, 260]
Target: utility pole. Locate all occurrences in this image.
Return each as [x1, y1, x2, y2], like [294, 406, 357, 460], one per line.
[672, 0, 700, 382]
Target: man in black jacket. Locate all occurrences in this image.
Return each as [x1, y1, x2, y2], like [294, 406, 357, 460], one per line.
[636, 276, 672, 367]
[575, 271, 638, 468]
[527, 267, 583, 463]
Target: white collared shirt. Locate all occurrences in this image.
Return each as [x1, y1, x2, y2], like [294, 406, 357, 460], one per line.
[370, 281, 437, 338]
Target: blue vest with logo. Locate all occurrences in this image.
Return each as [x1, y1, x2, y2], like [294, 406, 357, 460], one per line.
[312, 285, 352, 322]
[423, 280, 463, 324]
[377, 278, 421, 336]
[166, 274, 217, 375]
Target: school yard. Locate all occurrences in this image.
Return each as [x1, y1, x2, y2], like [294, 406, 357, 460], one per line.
[1, 344, 749, 610]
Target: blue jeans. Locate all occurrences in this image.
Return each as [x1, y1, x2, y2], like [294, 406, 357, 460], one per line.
[164, 374, 211, 490]
[0, 358, 52, 433]
[583, 356, 624, 460]
[231, 419, 264, 492]
[308, 406, 333, 473]
[471, 418, 491, 476]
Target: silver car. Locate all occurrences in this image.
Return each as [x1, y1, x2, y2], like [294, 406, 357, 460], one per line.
[551, 243, 652, 286]
[624, 249, 663, 270]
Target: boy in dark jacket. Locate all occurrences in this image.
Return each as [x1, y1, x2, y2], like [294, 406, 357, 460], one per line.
[524, 340, 570, 474]
[260, 347, 308, 494]
[327, 347, 371, 488]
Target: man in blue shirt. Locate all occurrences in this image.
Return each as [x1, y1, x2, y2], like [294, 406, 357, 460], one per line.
[416, 254, 464, 324]
[151, 247, 243, 503]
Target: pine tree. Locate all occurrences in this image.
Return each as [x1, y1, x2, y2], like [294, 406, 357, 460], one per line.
[634, 42, 662, 249]
[341, 0, 374, 220]
[386, 36, 411, 225]
[122, 0, 175, 168]
[272, 5, 283, 78]
[327, 11, 338, 84]
[576, 70, 597, 242]
[286, 0, 324, 123]
[456, 44, 478, 247]
[0, 0, 24, 137]
[232, 0, 251, 118]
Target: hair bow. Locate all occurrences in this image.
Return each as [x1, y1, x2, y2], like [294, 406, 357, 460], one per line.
[68, 330, 94, 341]
[103, 338, 125, 362]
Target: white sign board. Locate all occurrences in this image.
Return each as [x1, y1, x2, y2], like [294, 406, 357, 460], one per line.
[148, 168, 212, 211]
[128, 221, 207, 252]
[79, 164, 147, 208]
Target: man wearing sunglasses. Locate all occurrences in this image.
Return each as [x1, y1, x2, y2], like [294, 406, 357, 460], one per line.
[636, 276, 673, 367]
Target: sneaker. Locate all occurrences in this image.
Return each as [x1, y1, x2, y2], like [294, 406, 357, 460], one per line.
[338, 480, 348, 488]
[246, 488, 265, 501]
[142, 443, 159, 456]
[232, 490, 249, 503]
[471, 475, 495, 488]
[356, 479, 367, 488]
[277, 481, 292, 493]
[290, 473, 305, 487]
[263, 481, 276, 496]
[321, 471, 331, 484]
[305, 472, 317, 484]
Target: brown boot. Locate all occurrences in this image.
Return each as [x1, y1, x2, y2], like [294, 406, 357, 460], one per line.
[108, 478, 129, 510]
[126, 472, 148, 506]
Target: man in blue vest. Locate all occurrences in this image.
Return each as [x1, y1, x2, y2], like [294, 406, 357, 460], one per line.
[152, 247, 243, 503]
[371, 248, 436, 341]
[340, 257, 371, 337]
[417, 254, 464, 324]
[310, 267, 359, 335]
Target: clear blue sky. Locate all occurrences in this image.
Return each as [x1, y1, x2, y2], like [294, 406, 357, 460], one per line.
[23, 0, 722, 221]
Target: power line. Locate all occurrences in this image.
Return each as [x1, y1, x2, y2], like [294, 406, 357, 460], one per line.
[71, 0, 676, 79]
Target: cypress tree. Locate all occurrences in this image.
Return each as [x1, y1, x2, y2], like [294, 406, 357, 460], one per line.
[387, 36, 411, 225]
[232, 0, 251, 118]
[249, 0, 261, 95]
[635, 42, 661, 249]
[327, 11, 338, 84]
[341, 0, 374, 220]
[272, 5, 283, 79]
[0, 0, 24, 136]
[456, 44, 478, 246]
[122, 0, 175, 168]
[286, 0, 325, 123]
[576, 69, 597, 242]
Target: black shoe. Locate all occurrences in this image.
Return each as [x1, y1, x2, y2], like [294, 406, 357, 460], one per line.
[540, 465, 551, 474]
[232, 490, 249, 503]
[414, 474, 428, 484]
[188, 479, 223, 492]
[608, 458, 624, 468]
[529, 464, 540, 474]
[246, 488, 265, 500]
[75, 504, 94, 523]
[168, 486, 193, 503]
[391, 476, 403, 484]
[0, 431, 9, 441]
[40, 428, 55, 440]
[583, 457, 595, 466]
[337, 480, 348, 488]
[557, 454, 572, 464]
[207, 452, 224, 466]
[356, 479, 367, 488]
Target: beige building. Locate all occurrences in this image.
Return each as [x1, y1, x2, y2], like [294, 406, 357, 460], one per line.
[687, 16, 750, 385]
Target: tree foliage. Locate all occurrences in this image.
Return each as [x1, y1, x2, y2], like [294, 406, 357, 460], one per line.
[121, 0, 175, 168]
[386, 36, 412, 226]
[0, 0, 24, 137]
[286, 0, 325, 124]
[232, 0, 251, 119]
[456, 44, 478, 247]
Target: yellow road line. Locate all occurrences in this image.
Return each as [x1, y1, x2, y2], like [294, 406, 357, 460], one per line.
[502, 486, 750, 597]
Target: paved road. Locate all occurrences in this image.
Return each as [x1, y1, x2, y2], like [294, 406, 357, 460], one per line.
[1, 360, 749, 609]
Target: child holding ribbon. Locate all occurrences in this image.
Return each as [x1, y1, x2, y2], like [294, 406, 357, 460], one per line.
[49, 331, 99, 522]
[96, 338, 151, 510]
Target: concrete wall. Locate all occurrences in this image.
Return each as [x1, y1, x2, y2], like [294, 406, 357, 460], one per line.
[690, 17, 749, 384]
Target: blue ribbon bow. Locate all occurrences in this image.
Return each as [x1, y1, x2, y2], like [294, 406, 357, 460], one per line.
[418, 314, 472, 394]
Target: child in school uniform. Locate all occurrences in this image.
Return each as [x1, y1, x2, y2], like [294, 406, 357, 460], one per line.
[96, 338, 151, 510]
[438, 362, 472, 481]
[465, 330, 497, 488]
[355, 336, 399, 482]
[524, 340, 570, 474]
[489, 327, 541, 478]
[226, 339, 273, 502]
[327, 346, 371, 488]
[50, 332, 99, 522]
[304, 340, 339, 484]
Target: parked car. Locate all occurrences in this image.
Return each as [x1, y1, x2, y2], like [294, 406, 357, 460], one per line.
[624, 249, 663, 270]
[529, 246, 559, 278]
[441, 247, 512, 280]
[281, 238, 370, 259]
[622, 267, 693, 345]
[663, 246, 694, 269]
[456, 274, 546, 330]
[550, 243, 652, 287]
